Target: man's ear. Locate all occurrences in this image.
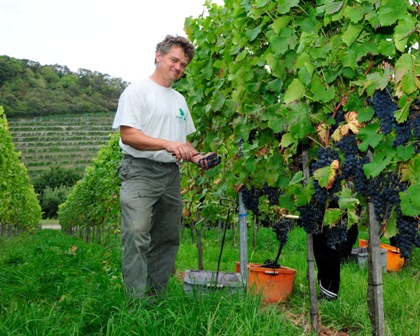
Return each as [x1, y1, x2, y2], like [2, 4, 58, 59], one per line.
[155, 51, 163, 64]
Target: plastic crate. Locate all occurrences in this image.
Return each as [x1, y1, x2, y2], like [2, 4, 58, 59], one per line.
[183, 270, 244, 295]
[351, 247, 387, 271]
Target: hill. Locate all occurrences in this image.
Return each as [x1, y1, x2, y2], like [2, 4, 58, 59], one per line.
[0, 55, 126, 180]
[0, 55, 128, 118]
[8, 113, 117, 180]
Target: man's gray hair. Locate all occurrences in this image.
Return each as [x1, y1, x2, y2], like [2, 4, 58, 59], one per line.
[155, 35, 195, 64]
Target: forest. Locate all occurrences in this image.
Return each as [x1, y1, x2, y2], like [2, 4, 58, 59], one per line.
[0, 55, 128, 117]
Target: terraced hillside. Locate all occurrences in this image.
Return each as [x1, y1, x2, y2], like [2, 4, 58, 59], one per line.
[8, 113, 117, 180]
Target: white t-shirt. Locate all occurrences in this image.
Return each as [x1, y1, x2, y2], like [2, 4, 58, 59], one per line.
[112, 78, 196, 163]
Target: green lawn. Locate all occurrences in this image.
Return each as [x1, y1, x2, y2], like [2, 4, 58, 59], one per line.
[0, 226, 418, 335]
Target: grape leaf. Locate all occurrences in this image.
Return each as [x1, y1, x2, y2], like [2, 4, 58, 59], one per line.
[358, 123, 383, 151]
[210, 91, 226, 112]
[255, 0, 270, 8]
[245, 25, 262, 42]
[323, 208, 341, 227]
[383, 208, 398, 239]
[342, 23, 363, 47]
[400, 184, 420, 216]
[272, 16, 292, 34]
[289, 171, 304, 185]
[326, 1, 344, 15]
[401, 156, 420, 184]
[284, 78, 305, 103]
[378, 0, 408, 27]
[395, 54, 420, 96]
[396, 144, 415, 161]
[363, 150, 394, 178]
[277, 0, 300, 14]
[279, 194, 296, 211]
[337, 187, 359, 208]
[310, 75, 336, 103]
[343, 2, 373, 23]
[280, 133, 294, 148]
[270, 36, 289, 55]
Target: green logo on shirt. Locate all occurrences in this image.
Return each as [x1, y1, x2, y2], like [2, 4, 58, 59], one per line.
[177, 108, 186, 121]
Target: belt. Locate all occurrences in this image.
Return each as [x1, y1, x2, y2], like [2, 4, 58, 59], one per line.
[123, 154, 178, 165]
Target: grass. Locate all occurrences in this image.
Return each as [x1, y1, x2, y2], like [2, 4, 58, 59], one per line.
[0, 226, 419, 335]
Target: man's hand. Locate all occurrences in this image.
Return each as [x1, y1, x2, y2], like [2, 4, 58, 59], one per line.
[166, 142, 196, 161]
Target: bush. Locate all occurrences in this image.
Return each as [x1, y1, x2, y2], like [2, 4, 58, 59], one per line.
[33, 166, 82, 194]
[41, 185, 72, 219]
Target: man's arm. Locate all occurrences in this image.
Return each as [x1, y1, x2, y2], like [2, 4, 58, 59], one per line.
[120, 125, 196, 161]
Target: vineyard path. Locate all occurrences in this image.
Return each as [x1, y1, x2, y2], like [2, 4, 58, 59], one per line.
[41, 222, 61, 230]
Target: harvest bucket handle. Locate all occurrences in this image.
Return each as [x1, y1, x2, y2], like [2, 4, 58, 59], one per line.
[219, 198, 238, 211]
[215, 198, 237, 286]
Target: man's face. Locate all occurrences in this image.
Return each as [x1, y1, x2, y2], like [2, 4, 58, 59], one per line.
[155, 46, 190, 84]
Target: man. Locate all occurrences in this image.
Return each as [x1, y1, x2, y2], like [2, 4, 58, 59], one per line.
[112, 35, 218, 301]
[313, 223, 359, 300]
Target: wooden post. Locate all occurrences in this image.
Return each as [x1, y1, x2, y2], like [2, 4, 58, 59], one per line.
[367, 201, 385, 336]
[302, 149, 320, 332]
[238, 190, 248, 287]
[196, 209, 204, 271]
[253, 216, 257, 249]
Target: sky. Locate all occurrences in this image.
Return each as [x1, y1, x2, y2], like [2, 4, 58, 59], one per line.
[0, 0, 224, 83]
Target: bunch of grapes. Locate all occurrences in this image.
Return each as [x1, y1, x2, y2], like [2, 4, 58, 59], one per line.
[310, 147, 340, 172]
[353, 155, 370, 196]
[411, 115, 420, 139]
[394, 211, 419, 259]
[240, 186, 261, 216]
[248, 129, 258, 144]
[297, 147, 342, 235]
[240, 183, 282, 217]
[323, 218, 348, 250]
[393, 121, 411, 147]
[197, 153, 222, 168]
[272, 217, 291, 246]
[262, 185, 281, 206]
[408, 99, 420, 136]
[372, 88, 397, 135]
[336, 135, 359, 179]
[368, 171, 406, 223]
[365, 171, 420, 260]
[409, 100, 420, 153]
[336, 134, 359, 157]
[297, 199, 324, 234]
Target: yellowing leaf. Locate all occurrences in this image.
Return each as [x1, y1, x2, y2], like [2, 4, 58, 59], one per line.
[316, 123, 328, 145]
[331, 127, 342, 142]
[330, 160, 340, 171]
[313, 160, 339, 190]
[345, 111, 363, 133]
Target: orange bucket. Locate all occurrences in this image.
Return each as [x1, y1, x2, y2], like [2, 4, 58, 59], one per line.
[248, 265, 296, 303]
[235, 261, 260, 273]
[359, 239, 404, 272]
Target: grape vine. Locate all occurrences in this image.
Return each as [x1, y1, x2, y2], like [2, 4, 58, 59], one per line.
[59, 1, 420, 263]
[0, 106, 41, 232]
[179, 0, 420, 261]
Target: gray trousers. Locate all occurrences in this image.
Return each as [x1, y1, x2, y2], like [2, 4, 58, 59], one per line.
[118, 155, 183, 299]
